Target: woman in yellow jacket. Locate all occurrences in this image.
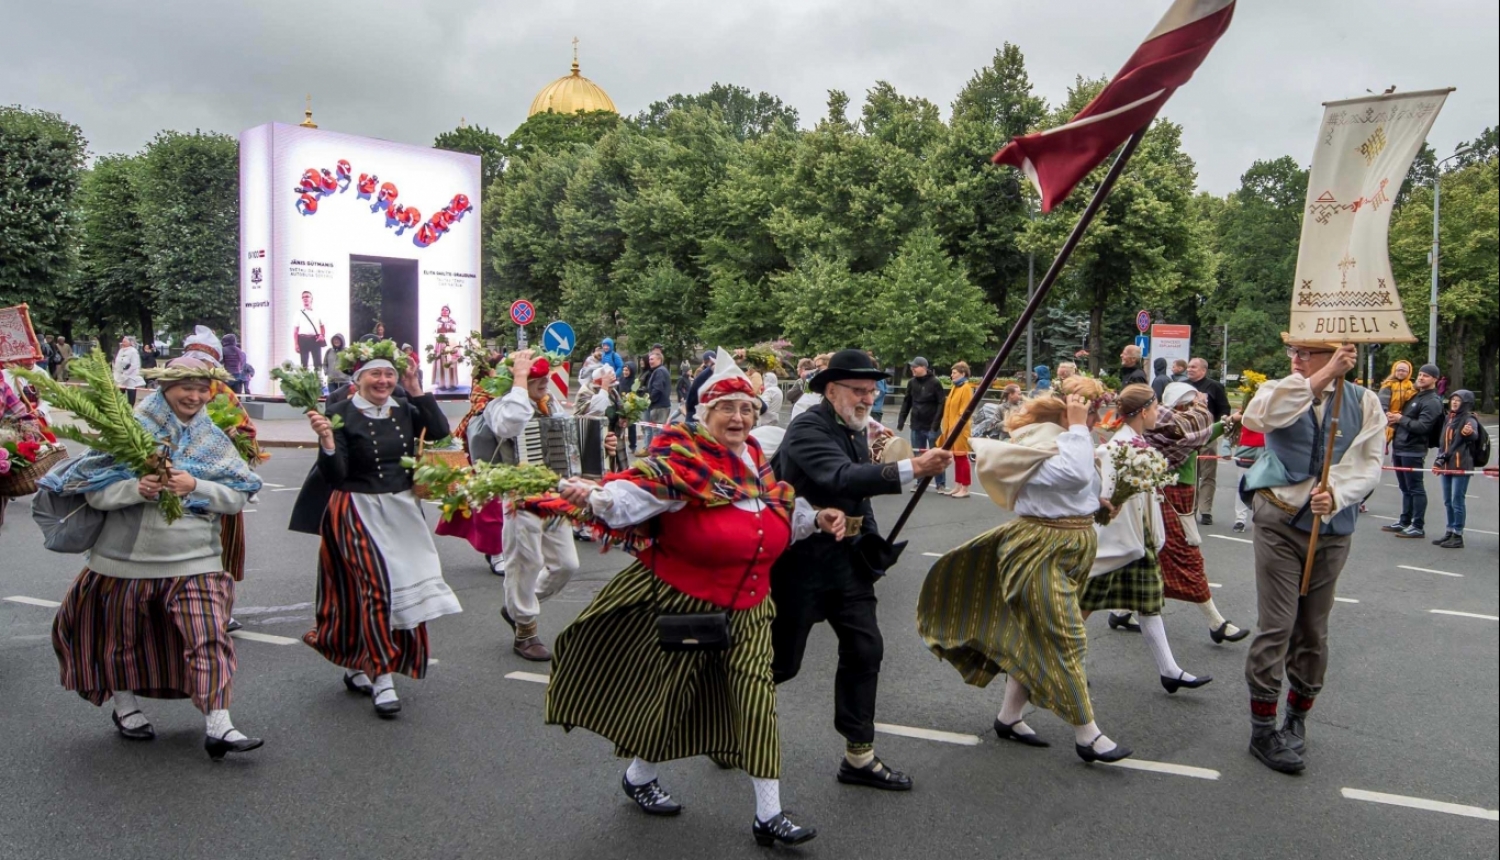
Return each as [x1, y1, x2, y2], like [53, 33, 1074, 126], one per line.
[940, 361, 978, 499]
[1377, 359, 1416, 447]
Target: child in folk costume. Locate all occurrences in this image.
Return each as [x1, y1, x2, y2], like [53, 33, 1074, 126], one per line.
[1080, 384, 1211, 694]
[918, 393, 1133, 763]
[302, 342, 462, 717]
[48, 355, 265, 759]
[1108, 382, 1249, 644]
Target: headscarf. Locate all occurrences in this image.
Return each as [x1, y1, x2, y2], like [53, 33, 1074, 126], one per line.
[694, 348, 758, 424]
[1144, 386, 1215, 468]
[183, 326, 224, 366]
[1380, 360, 1416, 442]
[39, 389, 263, 509]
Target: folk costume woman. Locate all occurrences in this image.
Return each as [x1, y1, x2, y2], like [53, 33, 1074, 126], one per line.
[539, 350, 842, 847]
[438, 353, 507, 575]
[917, 393, 1133, 763]
[1080, 384, 1210, 694]
[302, 340, 462, 718]
[47, 355, 265, 760]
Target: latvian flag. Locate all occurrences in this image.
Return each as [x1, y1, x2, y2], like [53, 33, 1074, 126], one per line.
[993, 0, 1235, 212]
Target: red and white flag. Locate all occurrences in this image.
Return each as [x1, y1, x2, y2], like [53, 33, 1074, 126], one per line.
[993, 0, 1235, 211]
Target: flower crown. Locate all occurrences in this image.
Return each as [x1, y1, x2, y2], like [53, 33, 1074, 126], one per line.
[337, 339, 410, 375]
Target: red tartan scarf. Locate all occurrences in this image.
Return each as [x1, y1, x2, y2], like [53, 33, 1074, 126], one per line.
[1144, 404, 1215, 468]
[518, 424, 795, 552]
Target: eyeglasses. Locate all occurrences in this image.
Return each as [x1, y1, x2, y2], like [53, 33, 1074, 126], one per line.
[831, 382, 878, 400]
[1285, 346, 1332, 361]
[710, 403, 759, 419]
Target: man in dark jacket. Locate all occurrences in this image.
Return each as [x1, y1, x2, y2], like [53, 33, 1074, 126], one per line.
[682, 350, 716, 420]
[1382, 363, 1443, 539]
[896, 356, 947, 491]
[772, 350, 952, 793]
[1151, 357, 1171, 401]
[642, 350, 672, 452]
[1187, 357, 1233, 524]
[1119, 343, 1149, 388]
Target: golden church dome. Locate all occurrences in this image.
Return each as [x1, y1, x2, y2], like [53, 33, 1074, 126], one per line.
[528, 41, 617, 117]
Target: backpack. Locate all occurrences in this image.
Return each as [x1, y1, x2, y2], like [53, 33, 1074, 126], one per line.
[30, 458, 108, 553]
[1473, 422, 1492, 469]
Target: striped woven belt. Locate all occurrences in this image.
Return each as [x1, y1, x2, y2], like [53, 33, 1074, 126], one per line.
[1256, 489, 1300, 517]
[1019, 514, 1096, 531]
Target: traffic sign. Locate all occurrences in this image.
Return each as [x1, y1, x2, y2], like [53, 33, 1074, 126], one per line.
[1135, 334, 1150, 356]
[509, 299, 536, 327]
[542, 321, 576, 357]
[1136, 310, 1152, 334]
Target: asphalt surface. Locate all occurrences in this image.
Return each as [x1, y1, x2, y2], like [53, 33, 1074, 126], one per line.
[1, 443, 1496, 860]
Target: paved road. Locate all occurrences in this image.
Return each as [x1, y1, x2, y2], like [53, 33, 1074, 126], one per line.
[2, 448, 1495, 859]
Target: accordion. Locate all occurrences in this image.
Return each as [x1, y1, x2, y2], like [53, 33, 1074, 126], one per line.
[519, 416, 609, 479]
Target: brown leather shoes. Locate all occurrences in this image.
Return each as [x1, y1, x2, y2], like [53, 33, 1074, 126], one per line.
[514, 636, 552, 662]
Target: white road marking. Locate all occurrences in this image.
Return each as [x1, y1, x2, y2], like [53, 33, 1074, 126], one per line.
[4, 596, 61, 608]
[243, 509, 258, 514]
[922, 552, 944, 558]
[234, 602, 314, 615]
[873, 723, 981, 746]
[260, 482, 286, 488]
[506, 671, 551, 684]
[270, 487, 301, 492]
[1400, 565, 1463, 578]
[1335, 597, 1360, 604]
[1207, 534, 1253, 545]
[1342, 788, 1498, 821]
[1430, 610, 1499, 622]
[230, 630, 301, 646]
[1098, 758, 1221, 780]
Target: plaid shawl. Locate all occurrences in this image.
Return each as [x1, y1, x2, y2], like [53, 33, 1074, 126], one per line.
[453, 386, 493, 447]
[1143, 404, 1215, 469]
[517, 423, 795, 552]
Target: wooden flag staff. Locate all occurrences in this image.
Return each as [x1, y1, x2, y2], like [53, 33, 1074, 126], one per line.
[885, 126, 1148, 546]
[1299, 371, 1346, 596]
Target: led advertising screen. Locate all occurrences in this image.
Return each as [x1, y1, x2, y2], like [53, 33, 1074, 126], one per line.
[239, 123, 481, 396]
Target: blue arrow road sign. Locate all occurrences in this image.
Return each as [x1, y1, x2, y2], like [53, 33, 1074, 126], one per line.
[1135, 334, 1150, 356]
[543, 321, 577, 357]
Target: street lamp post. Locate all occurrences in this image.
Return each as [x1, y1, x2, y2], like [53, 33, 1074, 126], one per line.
[1025, 200, 1036, 386]
[1429, 145, 1473, 366]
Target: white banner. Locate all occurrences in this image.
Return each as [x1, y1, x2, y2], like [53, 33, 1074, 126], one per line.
[1288, 89, 1450, 344]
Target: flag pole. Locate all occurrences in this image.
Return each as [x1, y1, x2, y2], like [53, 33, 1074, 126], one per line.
[1299, 371, 1346, 596]
[885, 126, 1149, 545]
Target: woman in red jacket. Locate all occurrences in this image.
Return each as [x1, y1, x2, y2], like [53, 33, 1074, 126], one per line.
[537, 350, 844, 848]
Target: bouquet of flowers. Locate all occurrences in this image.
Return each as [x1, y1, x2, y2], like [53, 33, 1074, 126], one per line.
[206, 394, 266, 466]
[270, 362, 343, 430]
[401, 456, 560, 522]
[618, 391, 649, 426]
[1097, 437, 1174, 525]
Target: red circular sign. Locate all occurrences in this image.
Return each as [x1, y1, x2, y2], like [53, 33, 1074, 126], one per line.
[509, 300, 536, 326]
[1136, 310, 1152, 333]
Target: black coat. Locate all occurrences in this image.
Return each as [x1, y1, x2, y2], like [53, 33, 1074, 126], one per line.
[898, 374, 946, 433]
[1189, 376, 1232, 421]
[1392, 388, 1443, 455]
[287, 394, 449, 534]
[1119, 364, 1148, 388]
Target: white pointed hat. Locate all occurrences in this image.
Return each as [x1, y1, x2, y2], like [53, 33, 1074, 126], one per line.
[698, 347, 757, 408]
[182, 325, 224, 366]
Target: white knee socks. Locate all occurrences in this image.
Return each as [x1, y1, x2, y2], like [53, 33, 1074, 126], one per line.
[1073, 721, 1118, 754]
[112, 691, 149, 729]
[1199, 599, 1240, 636]
[1139, 614, 1194, 681]
[996, 676, 1039, 737]
[206, 709, 247, 742]
[625, 757, 658, 786]
[751, 777, 781, 821]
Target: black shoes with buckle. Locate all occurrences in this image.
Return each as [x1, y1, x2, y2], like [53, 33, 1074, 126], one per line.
[205, 734, 264, 762]
[622, 775, 683, 816]
[1249, 725, 1305, 774]
[836, 757, 913, 791]
[994, 718, 1050, 747]
[1108, 612, 1142, 633]
[1210, 621, 1251, 644]
[753, 812, 817, 847]
[112, 710, 155, 741]
[1160, 672, 1214, 694]
[1075, 735, 1133, 764]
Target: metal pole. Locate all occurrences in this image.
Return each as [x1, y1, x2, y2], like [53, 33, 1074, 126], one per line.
[1428, 172, 1440, 367]
[886, 127, 1149, 545]
[1221, 323, 1229, 382]
[1026, 206, 1036, 385]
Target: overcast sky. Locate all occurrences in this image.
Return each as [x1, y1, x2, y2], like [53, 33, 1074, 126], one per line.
[4, 0, 1495, 194]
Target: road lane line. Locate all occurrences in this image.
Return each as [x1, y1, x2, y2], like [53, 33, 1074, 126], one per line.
[230, 630, 300, 645]
[1342, 788, 1498, 821]
[922, 552, 944, 558]
[1099, 759, 1220, 780]
[270, 487, 301, 492]
[873, 723, 981, 746]
[1430, 610, 1499, 622]
[1207, 535, 1253, 545]
[260, 482, 286, 488]
[1335, 597, 1360, 604]
[1399, 565, 1463, 578]
[4, 596, 61, 608]
[506, 671, 551, 684]
[1209, 583, 1223, 588]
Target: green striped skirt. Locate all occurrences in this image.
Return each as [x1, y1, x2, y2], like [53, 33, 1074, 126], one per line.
[917, 517, 1097, 725]
[1078, 544, 1164, 615]
[545, 562, 781, 779]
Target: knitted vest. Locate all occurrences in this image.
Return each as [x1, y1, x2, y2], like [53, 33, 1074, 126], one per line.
[1261, 380, 1365, 536]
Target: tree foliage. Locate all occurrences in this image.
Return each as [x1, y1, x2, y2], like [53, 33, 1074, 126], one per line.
[634, 83, 799, 141]
[0, 105, 87, 326]
[74, 154, 154, 340]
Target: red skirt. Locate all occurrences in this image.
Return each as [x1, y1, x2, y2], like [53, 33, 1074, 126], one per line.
[434, 499, 504, 555]
[303, 491, 429, 678]
[1160, 485, 1212, 604]
[53, 569, 236, 712]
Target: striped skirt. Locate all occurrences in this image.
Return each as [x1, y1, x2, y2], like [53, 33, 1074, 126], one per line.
[917, 517, 1097, 726]
[1078, 545, 1164, 615]
[52, 569, 236, 713]
[1161, 485, 1212, 604]
[303, 491, 429, 679]
[545, 562, 781, 779]
[220, 512, 246, 581]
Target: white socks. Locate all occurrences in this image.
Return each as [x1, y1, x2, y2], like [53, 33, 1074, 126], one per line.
[1199, 600, 1241, 636]
[112, 691, 149, 729]
[372, 673, 398, 706]
[844, 747, 875, 768]
[1073, 721, 1118, 754]
[345, 670, 373, 691]
[997, 676, 1038, 736]
[206, 709, 247, 742]
[1139, 614, 1194, 680]
[751, 777, 781, 822]
[625, 757, 658, 787]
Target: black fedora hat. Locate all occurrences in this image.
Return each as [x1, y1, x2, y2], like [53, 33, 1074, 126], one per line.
[809, 348, 889, 393]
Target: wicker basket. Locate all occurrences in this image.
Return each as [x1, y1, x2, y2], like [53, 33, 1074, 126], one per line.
[0, 445, 67, 498]
[411, 431, 469, 500]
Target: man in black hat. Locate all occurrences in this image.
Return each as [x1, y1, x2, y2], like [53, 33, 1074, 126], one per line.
[770, 349, 953, 792]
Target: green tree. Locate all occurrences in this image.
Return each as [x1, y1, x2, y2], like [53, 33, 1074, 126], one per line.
[504, 110, 621, 163]
[634, 83, 799, 141]
[860, 81, 944, 157]
[135, 130, 240, 334]
[488, 148, 586, 328]
[773, 255, 879, 354]
[434, 123, 507, 188]
[0, 105, 87, 328]
[869, 229, 996, 367]
[74, 154, 155, 341]
[621, 257, 704, 358]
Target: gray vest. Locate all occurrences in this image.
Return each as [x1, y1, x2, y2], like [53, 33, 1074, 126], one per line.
[1256, 380, 1365, 536]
